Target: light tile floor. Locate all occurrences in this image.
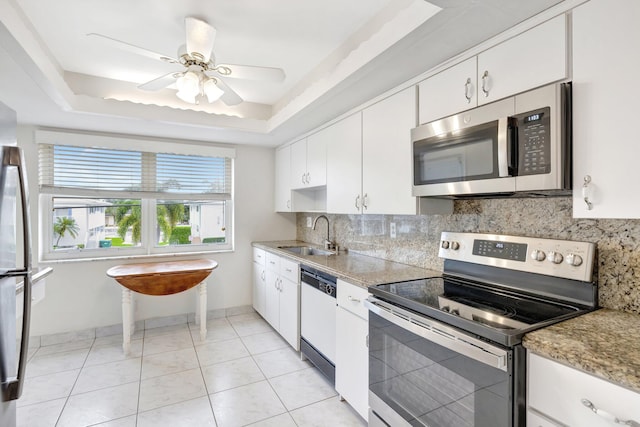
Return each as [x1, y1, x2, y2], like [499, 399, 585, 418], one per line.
[18, 313, 366, 427]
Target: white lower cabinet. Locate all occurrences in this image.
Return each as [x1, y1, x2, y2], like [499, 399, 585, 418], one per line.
[335, 279, 369, 421]
[527, 352, 640, 426]
[263, 251, 300, 350]
[252, 248, 267, 317]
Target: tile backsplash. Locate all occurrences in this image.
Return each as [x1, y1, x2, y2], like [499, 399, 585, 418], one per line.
[297, 197, 640, 315]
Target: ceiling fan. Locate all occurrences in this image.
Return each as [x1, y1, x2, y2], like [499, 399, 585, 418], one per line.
[88, 17, 286, 106]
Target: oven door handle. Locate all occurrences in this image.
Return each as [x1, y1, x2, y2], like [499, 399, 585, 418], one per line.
[365, 297, 508, 372]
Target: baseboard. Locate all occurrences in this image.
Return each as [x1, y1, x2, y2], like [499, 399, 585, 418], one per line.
[30, 305, 255, 349]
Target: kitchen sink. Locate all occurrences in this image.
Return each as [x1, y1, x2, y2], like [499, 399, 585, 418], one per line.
[278, 246, 335, 256]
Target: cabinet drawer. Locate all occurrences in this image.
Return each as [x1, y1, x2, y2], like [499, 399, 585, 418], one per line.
[528, 353, 640, 426]
[265, 252, 280, 272]
[253, 247, 266, 265]
[337, 279, 369, 320]
[280, 258, 299, 283]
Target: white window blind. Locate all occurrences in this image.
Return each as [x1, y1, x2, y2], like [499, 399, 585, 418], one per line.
[39, 144, 233, 200]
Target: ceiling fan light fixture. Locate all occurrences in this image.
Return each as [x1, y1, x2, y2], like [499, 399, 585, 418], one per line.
[175, 71, 200, 103]
[203, 78, 224, 103]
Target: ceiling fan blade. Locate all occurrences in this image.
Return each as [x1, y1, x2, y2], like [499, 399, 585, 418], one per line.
[185, 17, 216, 62]
[87, 33, 179, 63]
[217, 63, 286, 82]
[137, 72, 179, 91]
[214, 78, 243, 106]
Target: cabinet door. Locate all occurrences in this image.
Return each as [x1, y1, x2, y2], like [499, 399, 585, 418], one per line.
[306, 129, 327, 188]
[264, 270, 280, 330]
[279, 277, 300, 350]
[326, 113, 363, 214]
[252, 262, 266, 317]
[528, 353, 640, 426]
[290, 139, 307, 190]
[477, 15, 567, 105]
[336, 307, 368, 420]
[362, 87, 417, 215]
[418, 57, 477, 124]
[572, 0, 640, 218]
[275, 146, 292, 212]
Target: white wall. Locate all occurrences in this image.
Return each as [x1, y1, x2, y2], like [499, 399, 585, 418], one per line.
[18, 126, 296, 336]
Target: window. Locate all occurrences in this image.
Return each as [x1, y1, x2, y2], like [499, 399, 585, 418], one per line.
[37, 130, 235, 260]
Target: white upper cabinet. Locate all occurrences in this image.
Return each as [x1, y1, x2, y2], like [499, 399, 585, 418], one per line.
[274, 145, 292, 212]
[290, 133, 327, 190]
[477, 14, 567, 105]
[326, 113, 363, 214]
[306, 130, 328, 188]
[362, 86, 418, 215]
[327, 88, 420, 215]
[419, 57, 477, 124]
[572, 0, 640, 218]
[418, 15, 567, 124]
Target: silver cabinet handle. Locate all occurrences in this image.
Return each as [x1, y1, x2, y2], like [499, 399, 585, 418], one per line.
[286, 199, 290, 209]
[481, 70, 490, 97]
[306, 172, 311, 184]
[581, 399, 640, 426]
[1, 146, 32, 400]
[355, 195, 360, 210]
[582, 175, 593, 210]
[301, 173, 306, 184]
[285, 268, 292, 273]
[347, 295, 361, 303]
[363, 193, 369, 210]
[261, 270, 265, 281]
[464, 77, 472, 103]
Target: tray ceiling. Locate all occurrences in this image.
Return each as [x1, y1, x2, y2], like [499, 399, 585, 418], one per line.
[0, 0, 565, 146]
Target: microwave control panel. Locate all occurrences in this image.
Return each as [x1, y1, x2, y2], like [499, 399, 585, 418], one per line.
[514, 106, 551, 175]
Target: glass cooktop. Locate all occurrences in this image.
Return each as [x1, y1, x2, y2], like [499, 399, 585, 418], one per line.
[369, 275, 585, 345]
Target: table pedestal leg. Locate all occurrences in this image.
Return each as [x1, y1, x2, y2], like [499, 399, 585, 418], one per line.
[122, 288, 132, 354]
[197, 281, 207, 341]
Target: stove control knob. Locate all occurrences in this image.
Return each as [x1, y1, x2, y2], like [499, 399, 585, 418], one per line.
[530, 249, 546, 261]
[441, 306, 450, 313]
[565, 253, 583, 267]
[450, 309, 460, 316]
[547, 251, 564, 264]
[441, 241, 450, 249]
[450, 241, 460, 250]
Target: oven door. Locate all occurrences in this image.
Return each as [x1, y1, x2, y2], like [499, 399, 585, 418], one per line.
[366, 297, 514, 427]
[412, 97, 516, 197]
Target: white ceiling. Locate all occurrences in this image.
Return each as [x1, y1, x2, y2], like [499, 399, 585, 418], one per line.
[0, 0, 566, 147]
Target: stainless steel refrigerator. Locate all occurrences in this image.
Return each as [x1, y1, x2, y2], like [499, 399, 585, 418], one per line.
[0, 101, 31, 427]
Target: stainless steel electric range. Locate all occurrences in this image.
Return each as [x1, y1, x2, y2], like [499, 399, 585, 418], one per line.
[365, 232, 598, 427]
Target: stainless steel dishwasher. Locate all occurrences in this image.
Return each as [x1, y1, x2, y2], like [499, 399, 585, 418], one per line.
[300, 265, 337, 384]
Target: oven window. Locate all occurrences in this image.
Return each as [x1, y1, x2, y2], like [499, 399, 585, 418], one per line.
[414, 121, 499, 185]
[369, 311, 511, 427]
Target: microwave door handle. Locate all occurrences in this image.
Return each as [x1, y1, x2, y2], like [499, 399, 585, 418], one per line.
[497, 117, 510, 177]
[507, 117, 518, 176]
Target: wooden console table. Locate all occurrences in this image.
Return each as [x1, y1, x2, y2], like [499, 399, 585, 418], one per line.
[106, 259, 218, 354]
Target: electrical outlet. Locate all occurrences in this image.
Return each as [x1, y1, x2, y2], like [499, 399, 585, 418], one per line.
[390, 222, 397, 239]
[307, 217, 312, 228]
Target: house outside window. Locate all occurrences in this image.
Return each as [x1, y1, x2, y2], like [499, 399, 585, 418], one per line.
[37, 130, 235, 261]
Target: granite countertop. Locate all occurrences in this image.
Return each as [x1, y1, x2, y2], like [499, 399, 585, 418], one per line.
[523, 308, 640, 393]
[252, 240, 441, 287]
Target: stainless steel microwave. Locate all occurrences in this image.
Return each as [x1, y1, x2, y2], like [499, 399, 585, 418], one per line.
[412, 83, 571, 198]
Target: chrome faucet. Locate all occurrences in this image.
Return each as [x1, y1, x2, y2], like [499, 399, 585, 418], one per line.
[312, 215, 335, 251]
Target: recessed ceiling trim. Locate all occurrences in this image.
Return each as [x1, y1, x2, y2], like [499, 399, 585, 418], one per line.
[268, 0, 441, 132]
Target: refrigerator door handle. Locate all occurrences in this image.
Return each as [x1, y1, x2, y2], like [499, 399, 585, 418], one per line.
[2, 146, 32, 401]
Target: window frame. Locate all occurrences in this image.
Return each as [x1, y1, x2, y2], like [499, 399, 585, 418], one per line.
[37, 130, 235, 262]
